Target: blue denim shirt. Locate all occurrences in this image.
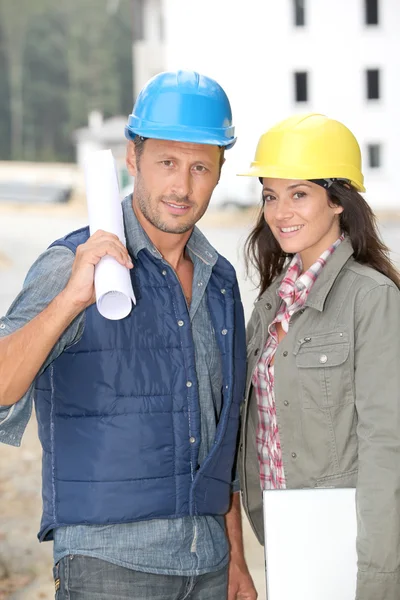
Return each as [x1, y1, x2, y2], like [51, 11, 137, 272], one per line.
[0, 197, 238, 575]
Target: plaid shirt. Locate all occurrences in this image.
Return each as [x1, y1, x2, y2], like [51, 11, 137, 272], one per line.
[252, 235, 344, 490]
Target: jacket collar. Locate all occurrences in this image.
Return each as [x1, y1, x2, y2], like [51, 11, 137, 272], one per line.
[257, 237, 354, 313]
[304, 237, 354, 311]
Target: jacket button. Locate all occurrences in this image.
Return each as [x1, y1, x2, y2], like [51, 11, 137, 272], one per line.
[178, 320, 184, 327]
[319, 354, 328, 364]
[283, 351, 288, 357]
[254, 348, 259, 356]
[266, 303, 272, 310]
[161, 270, 167, 276]
[190, 437, 196, 444]
[284, 400, 289, 406]
[221, 329, 228, 335]
[291, 452, 297, 459]
[221, 289, 226, 294]
[186, 381, 192, 388]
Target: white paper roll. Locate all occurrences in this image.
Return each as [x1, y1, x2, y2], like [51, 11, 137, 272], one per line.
[84, 149, 136, 320]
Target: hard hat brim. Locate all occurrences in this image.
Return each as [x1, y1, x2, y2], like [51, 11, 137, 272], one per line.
[125, 124, 236, 149]
[237, 165, 366, 193]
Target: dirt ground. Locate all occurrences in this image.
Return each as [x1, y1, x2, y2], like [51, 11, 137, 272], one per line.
[0, 413, 54, 600]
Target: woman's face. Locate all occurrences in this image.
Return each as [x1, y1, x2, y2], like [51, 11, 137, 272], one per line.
[262, 178, 344, 269]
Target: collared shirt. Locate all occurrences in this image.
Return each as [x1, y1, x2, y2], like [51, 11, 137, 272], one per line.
[0, 196, 234, 576]
[252, 235, 344, 490]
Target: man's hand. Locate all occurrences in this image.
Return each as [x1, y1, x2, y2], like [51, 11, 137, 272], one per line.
[63, 230, 133, 310]
[225, 492, 258, 599]
[228, 557, 257, 600]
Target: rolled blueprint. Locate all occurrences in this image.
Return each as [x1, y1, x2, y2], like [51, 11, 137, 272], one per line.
[84, 149, 136, 320]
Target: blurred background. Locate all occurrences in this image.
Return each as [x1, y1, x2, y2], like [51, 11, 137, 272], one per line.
[0, 0, 400, 598]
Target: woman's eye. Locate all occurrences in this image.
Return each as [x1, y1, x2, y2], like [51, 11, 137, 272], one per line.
[263, 195, 276, 203]
[293, 191, 306, 199]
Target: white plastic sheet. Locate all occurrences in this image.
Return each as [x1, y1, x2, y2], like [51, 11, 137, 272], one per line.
[263, 488, 357, 600]
[84, 149, 136, 320]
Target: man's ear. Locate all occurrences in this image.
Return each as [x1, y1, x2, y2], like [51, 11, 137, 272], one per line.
[126, 141, 138, 177]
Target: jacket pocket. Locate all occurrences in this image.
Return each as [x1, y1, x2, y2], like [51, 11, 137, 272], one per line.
[294, 331, 353, 409]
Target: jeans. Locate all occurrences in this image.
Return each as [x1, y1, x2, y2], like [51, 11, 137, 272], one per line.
[54, 555, 228, 600]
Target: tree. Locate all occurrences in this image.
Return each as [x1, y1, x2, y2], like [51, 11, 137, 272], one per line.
[0, 17, 11, 159]
[0, 0, 134, 162]
[0, 0, 51, 159]
[23, 9, 71, 161]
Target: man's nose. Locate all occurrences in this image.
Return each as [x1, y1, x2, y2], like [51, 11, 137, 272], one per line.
[171, 169, 192, 199]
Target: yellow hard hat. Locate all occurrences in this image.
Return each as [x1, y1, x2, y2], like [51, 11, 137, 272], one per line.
[239, 113, 366, 192]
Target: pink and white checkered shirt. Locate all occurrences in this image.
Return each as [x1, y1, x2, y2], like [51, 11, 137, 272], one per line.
[252, 235, 344, 490]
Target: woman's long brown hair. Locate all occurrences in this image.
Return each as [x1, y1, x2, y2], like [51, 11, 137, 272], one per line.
[245, 182, 400, 295]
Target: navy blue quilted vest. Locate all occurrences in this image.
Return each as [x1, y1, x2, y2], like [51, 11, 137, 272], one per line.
[35, 227, 246, 541]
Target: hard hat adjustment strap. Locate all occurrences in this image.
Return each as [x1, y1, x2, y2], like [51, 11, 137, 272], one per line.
[309, 178, 350, 189]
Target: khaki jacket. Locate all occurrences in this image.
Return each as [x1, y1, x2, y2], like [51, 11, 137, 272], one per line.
[239, 238, 400, 599]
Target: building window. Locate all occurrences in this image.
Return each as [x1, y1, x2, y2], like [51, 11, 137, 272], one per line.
[294, 0, 305, 26]
[294, 72, 308, 102]
[366, 69, 380, 99]
[367, 144, 381, 168]
[365, 0, 379, 25]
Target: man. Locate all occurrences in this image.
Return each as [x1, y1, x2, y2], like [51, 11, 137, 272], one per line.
[0, 71, 257, 599]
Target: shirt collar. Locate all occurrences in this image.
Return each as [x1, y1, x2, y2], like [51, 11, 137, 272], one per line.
[122, 195, 218, 266]
[278, 234, 344, 298]
[295, 234, 344, 292]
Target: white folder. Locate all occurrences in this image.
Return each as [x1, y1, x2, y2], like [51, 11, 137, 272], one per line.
[263, 488, 357, 600]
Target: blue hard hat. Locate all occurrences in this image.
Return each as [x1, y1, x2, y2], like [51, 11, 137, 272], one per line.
[125, 70, 236, 149]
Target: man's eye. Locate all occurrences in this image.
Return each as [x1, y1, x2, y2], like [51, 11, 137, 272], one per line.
[162, 160, 174, 167]
[193, 165, 207, 173]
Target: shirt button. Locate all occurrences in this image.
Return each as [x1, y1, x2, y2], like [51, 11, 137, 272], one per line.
[266, 303, 272, 310]
[284, 400, 289, 406]
[186, 381, 192, 388]
[319, 354, 328, 364]
[221, 329, 228, 335]
[198, 281, 203, 287]
[283, 351, 288, 357]
[190, 437, 196, 444]
[162, 270, 167, 276]
[0, 323, 5, 329]
[178, 320, 184, 327]
[291, 452, 297, 459]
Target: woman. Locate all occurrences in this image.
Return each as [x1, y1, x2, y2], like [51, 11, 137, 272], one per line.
[239, 113, 400, 599]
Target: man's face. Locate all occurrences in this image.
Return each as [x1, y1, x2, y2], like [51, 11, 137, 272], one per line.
[127, 139, 223, 234]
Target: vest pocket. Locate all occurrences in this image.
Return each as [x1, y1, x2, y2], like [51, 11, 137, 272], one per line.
[295, 334, 353, 409]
